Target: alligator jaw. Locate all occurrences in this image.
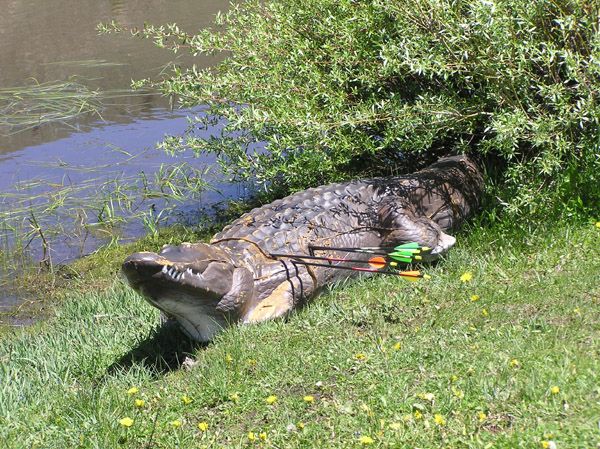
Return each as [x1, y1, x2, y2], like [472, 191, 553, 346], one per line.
[122, 252, 224, 295]
[121, 244, 239, 341]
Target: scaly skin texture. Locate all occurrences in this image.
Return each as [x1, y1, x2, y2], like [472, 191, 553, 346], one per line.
[122, 155, 483, 341]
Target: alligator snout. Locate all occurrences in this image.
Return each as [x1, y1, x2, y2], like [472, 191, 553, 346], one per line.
[122, 252, 169, 288]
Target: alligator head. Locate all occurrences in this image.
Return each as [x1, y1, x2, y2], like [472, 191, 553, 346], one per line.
[122, 243, 255, 341]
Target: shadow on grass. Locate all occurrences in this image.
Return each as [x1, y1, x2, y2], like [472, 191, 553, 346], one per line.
[106, 322, 208, 376]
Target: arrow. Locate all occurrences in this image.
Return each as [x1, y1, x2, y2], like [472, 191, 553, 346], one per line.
[307, 242, 432, 263]
[309, 242, 431, 256]
[283, 259, 429, 280]
[270, 252, 391, 269]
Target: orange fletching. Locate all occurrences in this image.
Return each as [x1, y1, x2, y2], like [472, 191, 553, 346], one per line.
[399, 270, 421, 277]
[368, 256, 387, 269]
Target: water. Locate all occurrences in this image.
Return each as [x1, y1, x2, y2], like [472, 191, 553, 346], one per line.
[0, 0, 237, 311]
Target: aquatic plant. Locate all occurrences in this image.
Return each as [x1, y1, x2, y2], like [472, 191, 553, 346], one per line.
[0, 79, 103, 135]
[0, 157, 213, 296]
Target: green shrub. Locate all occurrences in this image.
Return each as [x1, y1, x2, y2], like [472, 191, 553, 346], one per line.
[108, 0, 600, 218]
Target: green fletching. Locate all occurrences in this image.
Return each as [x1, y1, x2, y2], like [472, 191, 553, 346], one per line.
[393, 243, 433, 254]
[389, 251, 415, 258]
[389, 253, 414, 263]
[394, 248, 421, 254]
[394, 242, 421, 250]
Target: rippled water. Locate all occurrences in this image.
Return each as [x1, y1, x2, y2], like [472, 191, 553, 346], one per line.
[0, 0, 237, 311]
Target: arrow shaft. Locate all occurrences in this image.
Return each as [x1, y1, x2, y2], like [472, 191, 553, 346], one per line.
[270, 252, 377, 265]
[308, 245, 392, 255]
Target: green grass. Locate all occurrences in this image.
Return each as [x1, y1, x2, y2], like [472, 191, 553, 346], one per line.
[0, 220, 598, 448]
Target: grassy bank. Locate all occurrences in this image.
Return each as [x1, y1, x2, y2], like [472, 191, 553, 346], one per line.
[0, 219, 598, 448]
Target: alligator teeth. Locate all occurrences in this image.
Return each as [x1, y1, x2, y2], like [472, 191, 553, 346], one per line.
[161, 265, 168, 274]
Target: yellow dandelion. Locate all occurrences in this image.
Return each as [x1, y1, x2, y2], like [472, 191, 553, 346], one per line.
[247, 358, 257, 367]
[134, 399, 145, 408]
[247, 431, 257, 441]
[259, 432, 267, 441]
[573, 307, 581, 315]
[181, 395, 193, 405]
[225, 353, 233, 364]
[359, 435, 374, 445]
[417, 392, 435, 402]
[414, 410, 423, 420]
[595, 221, 600, 229]
[297, 422, 305, 430]
[470, 294, 480, 301]
[451, 387, 464, 399]
[198, 421, 209, 432]
[450, 375, 459, 382]
[229, 392, 240, 402]
[359, 403, 374, 417]
[119, 417, 134, 427]
[170, 420, 182, 428]
[481, 308, 489, 317]
[434, 414, 446, 426]
[460, 271, 473, 282]
[393, 342, 402, 351]
[266, 395, 278, 405]
[303, 395, 315, 403]
[550, 386, 560, 395]
[541, 441, 557, 449]
[359, 402, 368, 411]
[389, 422, 402, 430]
[509, 358, 520, 368]
[354, 352, 367, 361]
[477, 411, 487, 423]
[126, 387, 139, 396]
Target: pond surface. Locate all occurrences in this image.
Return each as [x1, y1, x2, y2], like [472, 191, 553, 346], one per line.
[0, 0, 238, 314]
